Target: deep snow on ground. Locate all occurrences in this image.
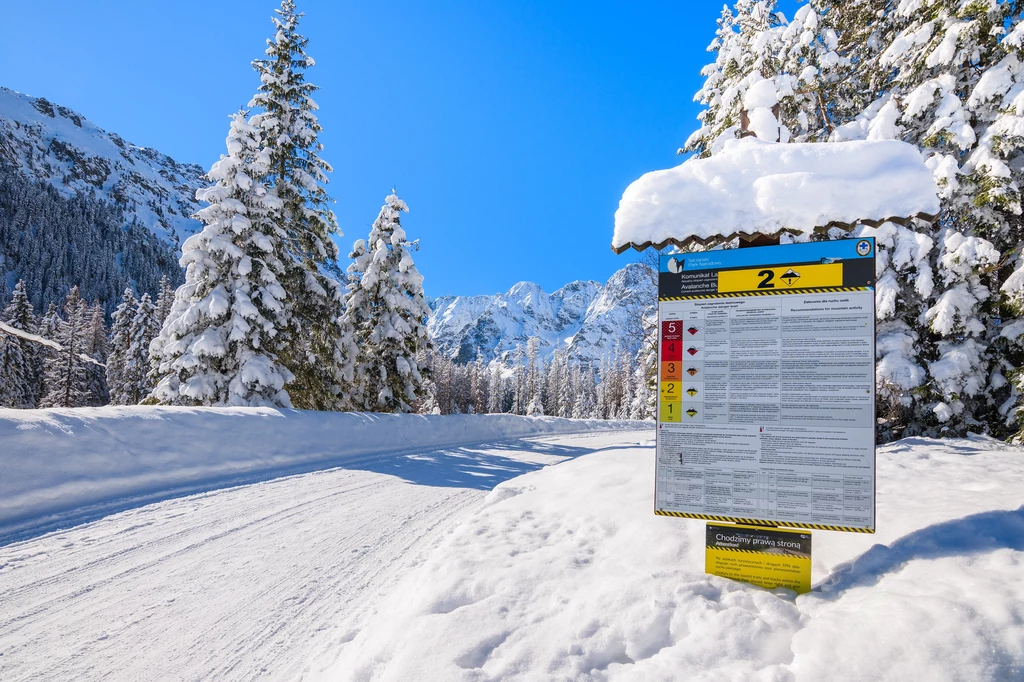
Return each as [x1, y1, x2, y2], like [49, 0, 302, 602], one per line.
[1, 410, 1022, 682]
[322, 435, 1024, 682]
[0, 407, 645, 544]
[0, 423, 645, 682]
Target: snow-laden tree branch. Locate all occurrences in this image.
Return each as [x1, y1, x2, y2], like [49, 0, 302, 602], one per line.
[0, 320, 106, 368]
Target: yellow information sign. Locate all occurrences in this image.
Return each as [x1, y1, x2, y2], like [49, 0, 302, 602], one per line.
[717, 262, 842, 293]
[705, 523, 811, 594]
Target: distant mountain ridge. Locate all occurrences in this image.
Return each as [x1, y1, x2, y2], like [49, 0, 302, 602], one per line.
[0, 87, 204, 247]
[428, 263, 652, 365]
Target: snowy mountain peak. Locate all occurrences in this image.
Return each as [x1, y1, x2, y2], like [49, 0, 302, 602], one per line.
[0, 87, 204, 246]
[428, 263, 651, 365]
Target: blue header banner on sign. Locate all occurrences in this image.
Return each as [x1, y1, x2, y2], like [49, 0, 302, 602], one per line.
[659, 238, 875, 274]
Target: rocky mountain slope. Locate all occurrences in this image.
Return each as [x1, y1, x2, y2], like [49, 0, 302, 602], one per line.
[0, 87, 203, 247]
[0, 87, 205, 312]
[428, 263, 653, 365]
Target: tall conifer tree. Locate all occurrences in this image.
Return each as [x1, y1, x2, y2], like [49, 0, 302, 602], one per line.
[249, 0, 353, 410]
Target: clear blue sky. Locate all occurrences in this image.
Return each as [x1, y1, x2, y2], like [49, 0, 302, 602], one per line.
[2, 0, 737, 298]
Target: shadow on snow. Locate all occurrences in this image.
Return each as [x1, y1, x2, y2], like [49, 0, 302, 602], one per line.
[0, 434, 645, 546]
[816, 505, 1024, 595]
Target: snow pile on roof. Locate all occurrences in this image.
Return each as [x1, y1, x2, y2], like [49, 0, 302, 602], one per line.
[612, 138, 941, 252]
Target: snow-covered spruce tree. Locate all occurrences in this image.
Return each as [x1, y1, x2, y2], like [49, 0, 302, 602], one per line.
[119, 294, 158, 405]
[249, 0, 352, 410]
[343, 193, 431, 413]
[680, 0, 1024, 439]
[36, 302, 61, 402]
[544, 351, 564, 417]
[0, 325, 32, 409]
[39, 286, 91, 409]
[148, 112, 293, 407]
[105, 287, 137, 405]
[0, 281, 40, 408]
[83, 303, 108, 406]
[470, 351, 488, 414]
[685, 0, 847, 155]
[684, 0, 787, 155]
[154, 275, 176, 328]
[827, 0, 1022, 437]
[487, 362, 505, 414]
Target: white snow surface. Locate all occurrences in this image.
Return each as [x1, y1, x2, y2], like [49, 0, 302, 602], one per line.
[0, 87, 204, 245]
[0, 407, 643, 543]
[1, 413, 1021, 682]
[325, 435, 1024, 682]
[613, 138, 941, 249]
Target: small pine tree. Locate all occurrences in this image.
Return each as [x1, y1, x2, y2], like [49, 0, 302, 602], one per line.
[83, 303, 109, 405]
[0, 281, 40, 408]
[149, 112, 294, 407]
[155, 275, 176, 328]
[39, 286, 91, 408]
[344, 193, 431, 413]
[106, 288, 138, 405]
[121, 294, 159, 405]
[487, 362, 505, 414]
[36, 302, 61, 403]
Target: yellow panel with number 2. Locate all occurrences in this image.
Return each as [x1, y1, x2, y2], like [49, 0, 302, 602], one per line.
[717, 262, 842, 293]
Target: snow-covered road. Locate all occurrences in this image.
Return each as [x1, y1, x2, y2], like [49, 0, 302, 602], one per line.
[0, 430, 646, 681]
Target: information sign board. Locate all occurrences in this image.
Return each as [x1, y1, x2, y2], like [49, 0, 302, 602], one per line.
[655, 239, 876, 533]
[705, 523, 811, 593]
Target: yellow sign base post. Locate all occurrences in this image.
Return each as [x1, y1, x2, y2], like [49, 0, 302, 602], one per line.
[705, 523, 812, 594]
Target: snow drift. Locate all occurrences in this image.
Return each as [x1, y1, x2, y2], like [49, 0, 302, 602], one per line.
[0, 407, 648, 543]
[612, 137, 940, 251]
[324, 435, 1024, 681]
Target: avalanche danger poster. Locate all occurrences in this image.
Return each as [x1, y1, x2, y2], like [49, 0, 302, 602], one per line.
[655, 239, 877, 533]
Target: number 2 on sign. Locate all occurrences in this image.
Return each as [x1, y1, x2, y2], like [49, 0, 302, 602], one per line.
[758, 269, 775, 288]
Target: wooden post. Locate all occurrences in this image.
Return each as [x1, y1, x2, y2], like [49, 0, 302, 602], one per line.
[739, 105, 782, 142]
[738, 233, 781, 248]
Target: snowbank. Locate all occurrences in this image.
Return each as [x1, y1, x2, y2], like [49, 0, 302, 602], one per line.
[612, 138, 940, 252]
[324, 435, 1024, 681]
[0, 407, 649, 542]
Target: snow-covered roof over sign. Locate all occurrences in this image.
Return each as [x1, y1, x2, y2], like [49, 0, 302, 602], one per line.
[612, 137, 941, 253]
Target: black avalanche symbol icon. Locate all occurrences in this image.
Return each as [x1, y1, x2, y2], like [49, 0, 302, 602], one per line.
[686, 387, 698, 397]
[686, 408, 699, 418]
[686, 367, 699, 376]
[687, 326, 699, 335]
[780, 268, 801, 287]
[687, 347, 700, 356]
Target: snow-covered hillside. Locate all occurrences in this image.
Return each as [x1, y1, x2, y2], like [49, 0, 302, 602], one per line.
[0, 87, 203, 246]
[429, 263, 653, 365]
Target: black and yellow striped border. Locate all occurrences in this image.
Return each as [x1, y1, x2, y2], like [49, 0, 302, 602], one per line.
[655, 510, 874, 534]
[709, 546, 766, 555]
[660, 286, 872, 302]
